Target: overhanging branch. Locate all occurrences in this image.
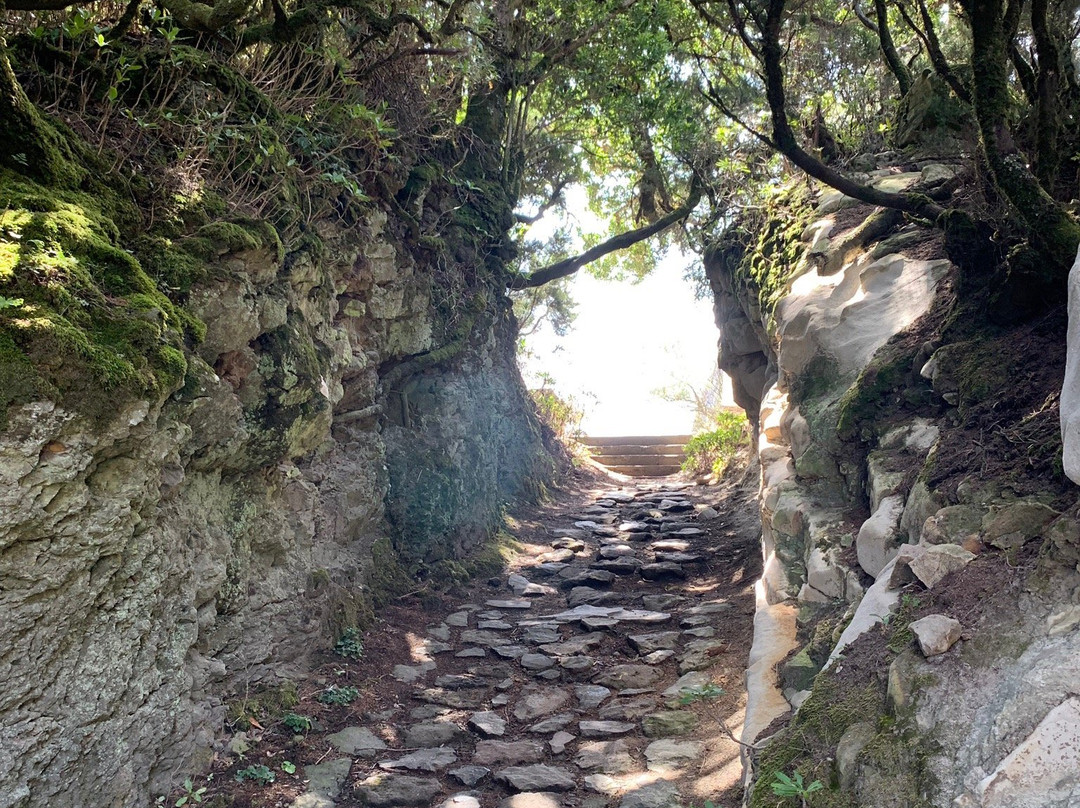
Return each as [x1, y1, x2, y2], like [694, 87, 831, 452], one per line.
[507, 183, 702, 290]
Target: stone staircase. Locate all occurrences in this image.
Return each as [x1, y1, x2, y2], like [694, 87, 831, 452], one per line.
[580, 435, 691, 477]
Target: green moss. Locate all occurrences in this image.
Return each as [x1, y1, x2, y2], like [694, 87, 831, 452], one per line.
[226, 681, 300, 727]
[365, 537, 414, 609]
[0, 170, 189, 423]
[197, 218, 283, 262]
[836, 347, 917, 442]
[749, 674, 884, 808]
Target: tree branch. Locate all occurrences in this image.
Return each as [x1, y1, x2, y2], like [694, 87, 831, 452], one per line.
[508, 183, 702, 289]
[874, 0, 912, 94]
[897, 0, 971, 103]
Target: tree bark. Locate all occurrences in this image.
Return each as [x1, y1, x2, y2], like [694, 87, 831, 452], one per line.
[960, 0, 1079, 274]
[874, 0, 912, 95]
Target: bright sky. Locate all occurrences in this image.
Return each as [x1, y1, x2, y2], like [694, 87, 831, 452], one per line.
[520, 251, 724, 437]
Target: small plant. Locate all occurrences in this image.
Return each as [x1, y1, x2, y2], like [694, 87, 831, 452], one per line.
[234, 764, 275, 785]
[334, 627, 364, 660]
[281, 712, 313, 732]
[682, 411, 749, 477]
[316, 685, 359, 705]
[281, 761, 297, 775]
[770, 770, 823, 806]
[677, 683, 726, 705]
[174, 778, 207, 806]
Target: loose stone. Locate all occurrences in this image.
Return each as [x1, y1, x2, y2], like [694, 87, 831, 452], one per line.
[468, 711, 507, 737]
[640, 562, 686, 581]
[528, 713, 575, 733]
[520, 653, 555, 671]
[550, 731, 575, 754]
[574, 684, 612, 710]
[456, 648, 486, 658]
[446, 611, 471, 627]
[644, 739, 702, 773]
[574, 739, 637, 773]
[449, 765, 490, 787]
[513, 688, 571, 720]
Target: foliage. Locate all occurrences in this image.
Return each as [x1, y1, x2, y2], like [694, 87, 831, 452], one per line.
[677, 682, 725, 705]
[174, 778, 207, 806]
[233, 765, 275, 785]
[529, 384, 585, 441]
[333, 627, 364, 660]
[771, 770, 824, 803]
[281, 712, 313, 733]
[316, 685, 359, 706]
[682, 411, 748, 476]
[281, 761, 296, 775]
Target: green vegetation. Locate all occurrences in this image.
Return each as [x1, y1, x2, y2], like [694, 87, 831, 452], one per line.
[280, 712, 313, 733]
[771, 770, 824, 805]
[333, 628, 364, 661]
[529, 385, 585, 442]
[233, 765, 274, 785]
[682, 411, 749, 477]
[174, 778, 207, 806]
[316, 685, 359, 706]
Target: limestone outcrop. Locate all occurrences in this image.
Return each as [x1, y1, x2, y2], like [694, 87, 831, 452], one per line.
[708, 167, 1080, 808]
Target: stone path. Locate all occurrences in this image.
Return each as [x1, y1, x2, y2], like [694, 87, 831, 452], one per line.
[215, 475, 761, 808]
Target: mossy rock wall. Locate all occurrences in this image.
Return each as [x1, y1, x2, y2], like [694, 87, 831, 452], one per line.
[0, 145, 551, 806]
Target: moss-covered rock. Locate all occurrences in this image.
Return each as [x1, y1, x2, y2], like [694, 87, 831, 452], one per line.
[0, 170, 188, 423]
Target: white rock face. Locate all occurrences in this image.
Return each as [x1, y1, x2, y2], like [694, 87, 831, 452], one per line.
[1060, 244, 1080, 485]
[857, 495, 905, 578]
[775, 252, 949, 381]
[828, 558, 901, 666]
[975, 697, 1080, 807]
[742, 583, 798, 746]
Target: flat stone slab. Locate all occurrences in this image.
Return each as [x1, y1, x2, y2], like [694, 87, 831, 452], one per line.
[304, 758, 353, 799]
[325, 726, 386, 757]
[499, 793, 563, 808]
[662, 671, 713, 702]
[627, 631, 680, 654]
[513, 688, 571, 721]
[575, 739, 636, 773]
[496, 765, 577, 792]
[469, 711, 507, 737]
[578, 720, 635, 738]
[354, 773, 443, 807]
[405, 722, 464, 748]
[644, 739, 702, 773]
[528, 713, 575, 733]
[379, 747, 458, 772]
[592, 664, 660, 690]
[642, 710, 698, 737]
[574, 685, 612, 710]
[486, 599, 533, 609]
[474, 739, 546, 767]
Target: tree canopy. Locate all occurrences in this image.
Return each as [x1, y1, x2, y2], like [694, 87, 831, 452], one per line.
[2, 0, 1079, 301]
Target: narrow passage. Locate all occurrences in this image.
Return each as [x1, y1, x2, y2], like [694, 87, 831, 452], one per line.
[223, 470, 761, 808]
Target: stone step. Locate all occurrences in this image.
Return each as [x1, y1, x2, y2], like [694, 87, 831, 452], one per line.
[592, 454, 685, 467]
[581, 435, 692, 448]
[603, 464, 683, 477]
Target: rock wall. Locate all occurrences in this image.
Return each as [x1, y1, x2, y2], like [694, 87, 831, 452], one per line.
[0, 195, 550, 806]
[708, 167, 1080, 807]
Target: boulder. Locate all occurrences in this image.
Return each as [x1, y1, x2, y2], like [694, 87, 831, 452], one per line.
[909, 614, 962, 657]
[907, 543, 975, 589]
[857, 495, 905, 578]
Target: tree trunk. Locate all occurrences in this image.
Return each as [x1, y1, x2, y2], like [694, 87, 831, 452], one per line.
[961, 0, 1080, 277]
[0, 34, 74, 184]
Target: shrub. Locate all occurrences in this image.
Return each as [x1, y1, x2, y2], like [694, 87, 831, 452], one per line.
[529, 386, 584, 440]
[682, 411, 749, 477]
